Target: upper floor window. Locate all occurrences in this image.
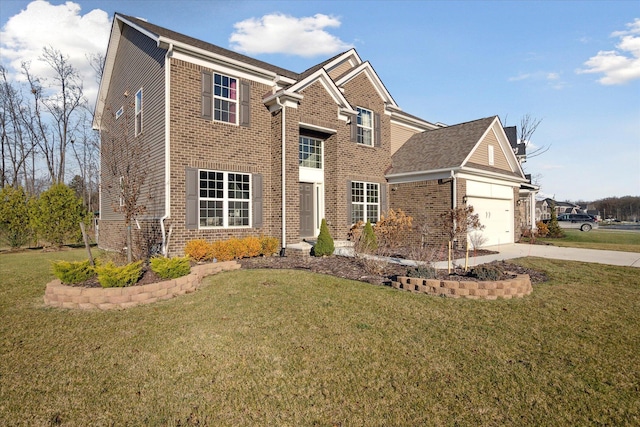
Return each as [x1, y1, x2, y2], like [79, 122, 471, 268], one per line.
[135, 89, 143, 136]
[115, 106, 123, 120]
[356, 107, 373, 146]
[213, 73, 237, 124]
[299, 136, 323, 169]
[351, 181, 379, 224]
[199, 170, 250, 228]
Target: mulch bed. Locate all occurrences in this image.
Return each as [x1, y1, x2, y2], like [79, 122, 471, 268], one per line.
[240, 255, 548, 286]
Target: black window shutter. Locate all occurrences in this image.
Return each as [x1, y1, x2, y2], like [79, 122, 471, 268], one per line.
[374, 112, 381, 147]
[350, 114, 358, 142]
[240, 81, 251, 127]
[201, 71, 212, 120]
[379, 182, 387, 216]
[185, 168, 198, 229]
[346, 180, 352, 226]
[252, 173, 263, 228]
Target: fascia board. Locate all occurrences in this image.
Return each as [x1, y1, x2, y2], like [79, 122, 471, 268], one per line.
[386, 168, 459, 184]
[289, 69, 352, 110]
[263, 90, 303, 112]
[171, 50, 275, 86]
[322, 49, 362, 73]
[389, 112, 439, 132]
[335, 61, 398, 108]
[458, 167, 527, 185]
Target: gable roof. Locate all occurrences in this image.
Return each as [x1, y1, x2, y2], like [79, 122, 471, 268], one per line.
[388, 116, 526, 181]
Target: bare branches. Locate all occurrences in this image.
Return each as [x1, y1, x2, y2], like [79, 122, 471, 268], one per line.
[519, 114, 549, 159]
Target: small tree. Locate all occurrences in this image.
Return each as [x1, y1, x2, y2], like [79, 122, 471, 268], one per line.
[31, 183, 87, 247]
[547, 202, 565, 238]
[439, 205, 483, 273]
[358, 220, 378, 253]
[0, 185, 32, 248]
[313, 218, 334, 256]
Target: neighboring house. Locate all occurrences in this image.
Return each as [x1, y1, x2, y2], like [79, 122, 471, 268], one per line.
[94, 14, 533, 257]
[388, 116, 529, 247]
[535, 198, 581, 222]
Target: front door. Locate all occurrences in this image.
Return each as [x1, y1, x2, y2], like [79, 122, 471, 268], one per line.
[300, 182, 315, 238]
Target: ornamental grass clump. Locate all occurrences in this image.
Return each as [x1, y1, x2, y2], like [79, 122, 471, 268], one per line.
[149, 256, 191, 279]
[313, 219, 334, 257]
[95, 261, 143, 288]
[51, 260, 96, 284]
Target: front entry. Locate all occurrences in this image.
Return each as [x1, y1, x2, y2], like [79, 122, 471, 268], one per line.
[300, 182, 315, 238]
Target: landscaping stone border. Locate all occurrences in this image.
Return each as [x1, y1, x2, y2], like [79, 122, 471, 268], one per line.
[391, 274, 532, 299]
[43, 261, 241, 310]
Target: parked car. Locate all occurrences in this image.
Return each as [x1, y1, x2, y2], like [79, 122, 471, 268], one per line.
[556, 213, 598, 231]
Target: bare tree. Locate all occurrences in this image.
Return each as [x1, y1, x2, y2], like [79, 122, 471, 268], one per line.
[519, 114, 548, 159]
[99, 101, 152, 262]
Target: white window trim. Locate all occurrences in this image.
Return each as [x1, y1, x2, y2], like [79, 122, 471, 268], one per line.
[356, 107, 374, 146]
[135, 88, 143, 136]
[213, 72, 239, 125]
[351, 181, 380, 224]
[198, 170, 251, 229]
[299, 136, 324, 170]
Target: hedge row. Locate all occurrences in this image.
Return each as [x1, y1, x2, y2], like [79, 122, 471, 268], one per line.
[184, 236, 279, 262]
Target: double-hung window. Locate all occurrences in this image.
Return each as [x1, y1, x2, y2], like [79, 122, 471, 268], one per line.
[351, 181, 379, 224]
[213, 73, 237, 124]
[134, 89, 142, 136]
[299, 136, 323, 169]
[199, 170, 250, 228]
[356, 107, 373, 146]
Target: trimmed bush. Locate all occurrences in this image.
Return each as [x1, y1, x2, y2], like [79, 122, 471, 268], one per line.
[313, 219, 334, 257]
[51, 260, 96, 284]
[0, 186, 32, 249]
[260, 236, 279, 256]
[359, 220, 378, 253]
[406, 265, 437, 279]
[185, 239, 212, 262]
[227, 238, 246, 259]
[243, 236, 262, 258]
[150, 256, 191, 279]
[471, 263, 504, 281]
[95, 261, 143, 288]
[535, 221, 549, 237]
[210, 241, 234, 261]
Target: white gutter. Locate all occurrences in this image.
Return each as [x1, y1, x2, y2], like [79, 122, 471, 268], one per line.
[276, 96, 287, 252]
[160, 43, 173, 256]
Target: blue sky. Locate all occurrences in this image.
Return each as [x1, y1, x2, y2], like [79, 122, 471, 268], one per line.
[2, 0, 639, 202]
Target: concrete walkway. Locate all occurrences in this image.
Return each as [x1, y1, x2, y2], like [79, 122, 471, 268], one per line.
[432, 243, 640, 269]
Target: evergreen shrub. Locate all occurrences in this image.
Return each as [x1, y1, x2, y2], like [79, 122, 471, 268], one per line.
[313, 219, 334, 257]
[95, 261, 143, 288]
[51, 260, 96, 284]
[150, 256, 191, 279]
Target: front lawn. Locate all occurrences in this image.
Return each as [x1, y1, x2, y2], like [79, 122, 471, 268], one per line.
[1, 249, 639, 425]
[537, 228, 640, 252]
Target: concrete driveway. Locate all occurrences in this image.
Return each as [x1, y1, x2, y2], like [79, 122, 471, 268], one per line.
[433, 243, 640, 269]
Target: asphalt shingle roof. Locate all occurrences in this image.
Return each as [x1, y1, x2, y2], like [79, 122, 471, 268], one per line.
[390, 116, 497, 175]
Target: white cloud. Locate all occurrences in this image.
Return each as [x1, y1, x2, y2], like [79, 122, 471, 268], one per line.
[229, 13, 353, 57]
[0, 0, 111, 104]
[578, 18, 640, 85]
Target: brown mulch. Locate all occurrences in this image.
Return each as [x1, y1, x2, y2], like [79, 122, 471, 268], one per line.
[240, 255, 548, 286]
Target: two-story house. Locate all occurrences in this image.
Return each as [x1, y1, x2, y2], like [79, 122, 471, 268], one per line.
[94, 13, 531, 257]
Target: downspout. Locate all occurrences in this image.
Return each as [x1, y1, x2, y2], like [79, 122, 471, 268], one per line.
[276, 96, 287, 255]
[451, 170, 457, 209]
[160, 43, 173, 256]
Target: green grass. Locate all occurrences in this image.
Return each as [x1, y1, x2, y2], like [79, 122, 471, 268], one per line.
[537, 229, 640, 252]
[1, 249, 639, 425]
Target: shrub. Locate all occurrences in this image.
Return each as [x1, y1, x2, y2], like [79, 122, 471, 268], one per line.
[211, 240, 234, 261]
[0, 186, 32, 249]
[471, 263, 504, 281]
[51, 260, 96, 284]
[546, 204, 565, 238]
[242, 236, 262, 258]
[185, 239, 212, 262]
[30, 183, 88, 247]
[95, 261, 143, 288]
[535, 221, 549, 237]
[358, 220, 378, 253]
[375, 209, 413, 250]
[313, 219, 334, 256]
[406, 265, 437, 279]
[260, 236, 279, 256]
[226, 238, 247, 259]
[150, 256, 191, 279]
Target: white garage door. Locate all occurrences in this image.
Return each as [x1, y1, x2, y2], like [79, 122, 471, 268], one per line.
[466, 197, 513, 247]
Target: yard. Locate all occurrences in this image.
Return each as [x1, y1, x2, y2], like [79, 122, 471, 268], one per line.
[1, 245, 639, 425]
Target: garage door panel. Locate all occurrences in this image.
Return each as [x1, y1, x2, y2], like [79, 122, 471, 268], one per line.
[467, 197, 513, 247]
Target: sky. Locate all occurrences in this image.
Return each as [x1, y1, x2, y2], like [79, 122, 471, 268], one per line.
[1, 0, 639, 202]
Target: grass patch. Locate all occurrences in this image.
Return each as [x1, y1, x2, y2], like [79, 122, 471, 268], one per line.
[537, 229, 640, 252]
[1, 249, 639, 425]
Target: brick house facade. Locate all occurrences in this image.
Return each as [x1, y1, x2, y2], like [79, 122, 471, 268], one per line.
[94, 14, 532, 258]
